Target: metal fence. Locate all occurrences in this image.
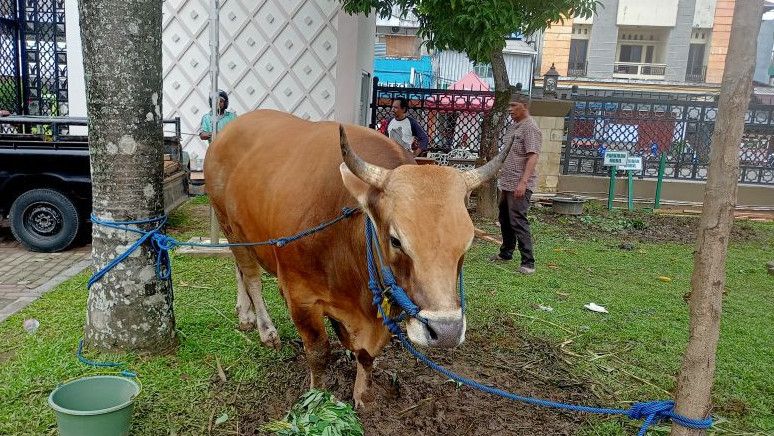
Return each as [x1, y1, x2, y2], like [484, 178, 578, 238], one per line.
[370, 78, 511, 169]
[0, 0, 68, 116]
[563, 95, 774, 185]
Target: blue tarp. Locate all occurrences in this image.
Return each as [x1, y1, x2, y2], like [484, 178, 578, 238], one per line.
[374, 55, 433, 87]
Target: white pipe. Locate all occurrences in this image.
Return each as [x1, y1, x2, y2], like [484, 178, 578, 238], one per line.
[208, 0, 220, 243]
[208, 0, 220, 141]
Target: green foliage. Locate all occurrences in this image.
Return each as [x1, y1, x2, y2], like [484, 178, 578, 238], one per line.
[341, 0, 596, 63]
[262, 390, 364, 436]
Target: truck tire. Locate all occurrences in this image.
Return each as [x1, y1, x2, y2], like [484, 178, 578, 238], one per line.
[9, 189, 81, 252]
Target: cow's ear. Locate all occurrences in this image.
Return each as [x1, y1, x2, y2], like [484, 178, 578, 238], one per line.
[340, 162, 373, 205]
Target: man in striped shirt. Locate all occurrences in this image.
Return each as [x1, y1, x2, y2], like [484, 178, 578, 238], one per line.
[490, 93, 541, 274]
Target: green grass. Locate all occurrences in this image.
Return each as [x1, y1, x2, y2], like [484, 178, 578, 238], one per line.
[0, 199, 772, 435]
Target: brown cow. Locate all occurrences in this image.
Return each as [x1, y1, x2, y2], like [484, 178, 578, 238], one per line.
[204, 110, 509, 406]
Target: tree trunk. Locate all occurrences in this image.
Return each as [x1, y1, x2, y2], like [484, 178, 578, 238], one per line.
[476, 48, 511, 219]
[671, 1, 762, 434]
[80, 0, 177, 353]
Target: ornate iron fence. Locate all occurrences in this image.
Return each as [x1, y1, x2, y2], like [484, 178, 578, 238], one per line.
[369, 78, 511, 169]
[0, 0, 67, 116]
[562, 95, 774, 185]
[0, 0, 21, 113]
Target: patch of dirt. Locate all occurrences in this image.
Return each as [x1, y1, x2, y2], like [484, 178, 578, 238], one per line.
[529, 206, 763, 245]
[716, 398, 750, 418]
[235, 319, 598, 435]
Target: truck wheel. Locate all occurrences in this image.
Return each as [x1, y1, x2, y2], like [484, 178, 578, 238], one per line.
[9, 189, 81, 252]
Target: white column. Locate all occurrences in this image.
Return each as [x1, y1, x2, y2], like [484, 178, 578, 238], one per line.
[64, 0, 87, 134]
[334, 11, 375, 124]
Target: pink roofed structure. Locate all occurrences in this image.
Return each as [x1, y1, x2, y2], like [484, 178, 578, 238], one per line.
[426, 71, 495, 110]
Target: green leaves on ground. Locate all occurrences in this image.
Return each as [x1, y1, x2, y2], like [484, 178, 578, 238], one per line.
[262, 390, 364, 436]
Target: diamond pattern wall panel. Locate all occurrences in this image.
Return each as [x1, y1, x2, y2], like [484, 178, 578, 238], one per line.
[162, 0, 340, 168]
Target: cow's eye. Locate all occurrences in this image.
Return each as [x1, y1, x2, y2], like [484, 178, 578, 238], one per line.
[389, 236, 402, 249]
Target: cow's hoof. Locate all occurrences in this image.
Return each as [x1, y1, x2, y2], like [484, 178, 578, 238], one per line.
[260, 329, 282, 350]
[237, 321, 256, 332]
[353, 391, 375, 409]
[353, 384, 376, 409]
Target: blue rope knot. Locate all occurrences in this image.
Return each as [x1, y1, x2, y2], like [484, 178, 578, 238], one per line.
[342, 207, 358, 217]
[628, 400, 674, 421]
[274, 238, 289, 247]
[150, 233, 179, 280]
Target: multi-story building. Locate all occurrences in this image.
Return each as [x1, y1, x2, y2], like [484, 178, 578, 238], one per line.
[537, 0, 773, 94]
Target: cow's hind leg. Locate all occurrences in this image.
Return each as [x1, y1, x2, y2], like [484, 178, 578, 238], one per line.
[234, 264, 256, 331]
[231, 247, 280, 349]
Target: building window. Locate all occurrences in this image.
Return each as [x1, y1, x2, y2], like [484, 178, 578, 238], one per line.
[474, 63, 493, 79]
[619, 45, 643, 63]
[568, 39, 588, 76]
[686, 43, 707, 82]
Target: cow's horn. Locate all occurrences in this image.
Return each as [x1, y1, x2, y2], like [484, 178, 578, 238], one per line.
[339, 124, 388, 188]
[462, 140, 513, 191]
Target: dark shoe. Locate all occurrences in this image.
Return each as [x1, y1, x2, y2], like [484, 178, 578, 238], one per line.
[518, 265, 536, 275]
[489, 254, 512, 262]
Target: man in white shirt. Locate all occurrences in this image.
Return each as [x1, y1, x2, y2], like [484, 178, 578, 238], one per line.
[385, 97, 429, 157]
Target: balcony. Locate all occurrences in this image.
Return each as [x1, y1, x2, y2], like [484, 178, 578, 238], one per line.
[613, 62, 666, 79]
[567, 62, 587, 77]
[685, 65, 707, 83]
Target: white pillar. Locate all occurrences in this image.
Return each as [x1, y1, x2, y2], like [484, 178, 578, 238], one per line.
[64, 0, 87, 134]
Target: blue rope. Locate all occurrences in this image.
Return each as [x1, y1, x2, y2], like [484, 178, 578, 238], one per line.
[363, 218, 712, 435]
[88, 215, 168, 288]
[87, 207, 359, 289]
[76, 339, 137, 378]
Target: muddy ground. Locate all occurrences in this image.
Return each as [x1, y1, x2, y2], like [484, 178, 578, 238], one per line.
[523, 204, 767, 245]
[225, 319, 598, 435]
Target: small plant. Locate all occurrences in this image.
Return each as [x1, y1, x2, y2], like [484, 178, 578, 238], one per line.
[261, 389, 364, 436]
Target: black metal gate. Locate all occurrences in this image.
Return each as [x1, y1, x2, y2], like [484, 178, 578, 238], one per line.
[0, 0, 67, 116]
[369, 78, 510, 158]
[0, 0, 21, 113]
[562, 95, 774, 185]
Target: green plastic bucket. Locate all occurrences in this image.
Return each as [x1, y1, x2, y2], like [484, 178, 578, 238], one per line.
[48, 375, 141, 436]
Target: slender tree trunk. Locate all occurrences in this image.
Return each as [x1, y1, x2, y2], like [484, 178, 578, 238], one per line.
[671, 1, 763, 434]
[477, 48, 511, 218]
[80, 0, 177, 352]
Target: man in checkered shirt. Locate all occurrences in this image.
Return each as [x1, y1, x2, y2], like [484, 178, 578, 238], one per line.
[490, 93, 541, 274]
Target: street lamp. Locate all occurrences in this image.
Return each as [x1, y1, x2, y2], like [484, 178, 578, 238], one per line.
[543, 63, 560, 98]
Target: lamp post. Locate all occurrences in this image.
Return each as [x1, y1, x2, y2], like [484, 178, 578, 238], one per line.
[543, 63, 559, 99]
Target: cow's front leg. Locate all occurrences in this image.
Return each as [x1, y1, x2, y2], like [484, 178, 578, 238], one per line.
[353, 350, 375, 408]
[288, 302, 330, 389]
[351, 322, 392, 408]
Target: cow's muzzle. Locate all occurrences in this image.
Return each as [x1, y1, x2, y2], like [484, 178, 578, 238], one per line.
[406, 309, 466, 348]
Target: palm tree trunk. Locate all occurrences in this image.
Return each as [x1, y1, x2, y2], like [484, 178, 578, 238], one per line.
[671, 1, 763, 434]
[80, 0, 177, 353]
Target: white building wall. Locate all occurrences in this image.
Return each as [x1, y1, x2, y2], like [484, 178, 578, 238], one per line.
[434, 49, 534, 91]
[65, 0, 374, 170]
[693, 0, 717, 28]
[617, 0, 679, 27]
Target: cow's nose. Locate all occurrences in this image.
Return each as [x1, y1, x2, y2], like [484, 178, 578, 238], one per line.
[406, 310, 466, 348]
